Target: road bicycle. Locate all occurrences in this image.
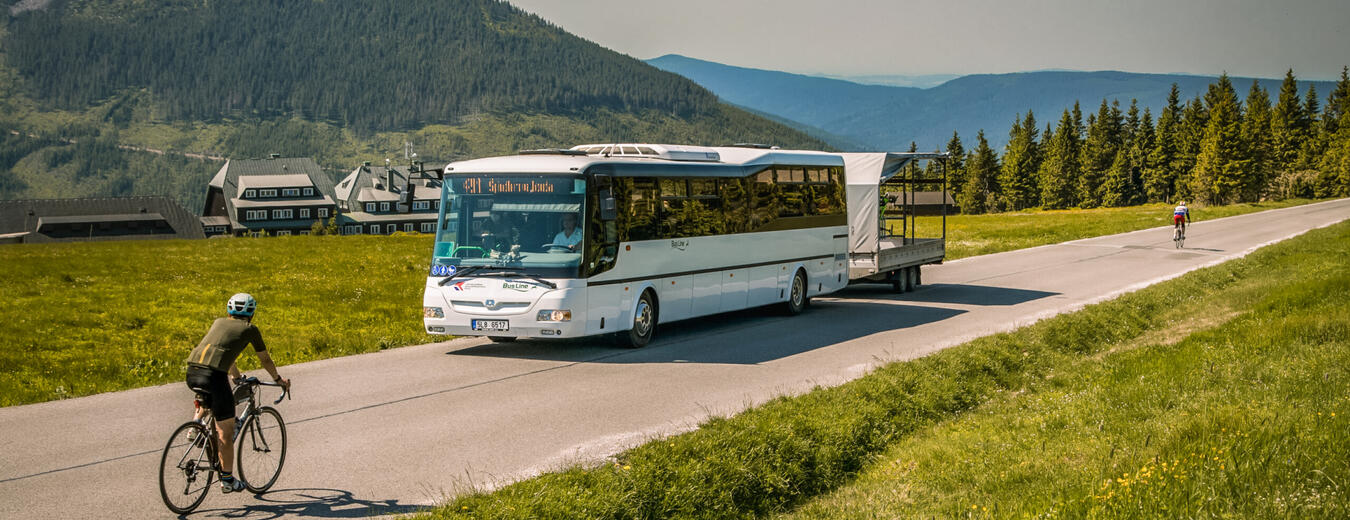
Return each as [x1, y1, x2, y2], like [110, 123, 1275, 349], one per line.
[1173, 222, 1186, 248]
[158, 376, 290, 514]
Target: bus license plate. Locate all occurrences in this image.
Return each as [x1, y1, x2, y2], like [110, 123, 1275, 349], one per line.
[472, 320, 509, 331]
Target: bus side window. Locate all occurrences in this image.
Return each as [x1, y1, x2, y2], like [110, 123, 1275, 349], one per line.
[777, 168, 806, 218]
[720, 178, 749, 234]
[623, 178, 659, 241]
[659, 178, 688, 238]
[750, 169, 778, 232]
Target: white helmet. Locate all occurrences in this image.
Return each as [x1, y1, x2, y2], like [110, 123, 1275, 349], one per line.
[226, 293, 256, 317]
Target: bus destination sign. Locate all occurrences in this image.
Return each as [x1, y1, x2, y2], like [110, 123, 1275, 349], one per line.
[457, 177, 573, 195]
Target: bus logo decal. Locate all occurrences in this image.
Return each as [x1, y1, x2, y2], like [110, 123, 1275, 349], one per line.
[670, 239, 689, 251]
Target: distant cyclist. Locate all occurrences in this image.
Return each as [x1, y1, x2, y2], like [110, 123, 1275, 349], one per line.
[184, 293, 291, 493]
[1173, 201, 1192, 236]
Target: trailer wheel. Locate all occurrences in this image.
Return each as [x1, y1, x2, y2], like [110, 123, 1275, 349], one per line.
[912, 266, 922, 288]
[890, 268, 910, 293]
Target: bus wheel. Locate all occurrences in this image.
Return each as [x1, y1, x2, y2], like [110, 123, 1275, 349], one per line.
[616, 290, 657, 348]
[784, 269, 808, 315]
[488, 336, 516, 343]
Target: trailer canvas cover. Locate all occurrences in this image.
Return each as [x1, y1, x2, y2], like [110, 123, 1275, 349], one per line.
[841, 153, 914, 255]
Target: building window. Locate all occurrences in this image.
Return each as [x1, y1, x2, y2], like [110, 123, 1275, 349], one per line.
[299, 230, 310, 236]
[386, 224, 396, 234]
[303, 187, 314, 196]
[259, 189, 278, 198]
[365, 203, 376, 212]
[344, 225, 361, 235]
[272, 209, 293, 219]
[276, 230, 291, 236]
[244, 189, 257, 199]
[420, 222, 434, 233]
[404, 223, 414, 232]
[246, 210, 267, 221]
[299, 208, 310, 219]
[380, 202, 391, 212]
[413, 201, 429, 210]
[369, 224, 380, 234]
[317, 208, 329, 218]
[282, 188, 300, 197]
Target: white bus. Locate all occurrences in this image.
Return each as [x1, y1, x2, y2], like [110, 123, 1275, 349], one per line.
[421, 144, 850, 347]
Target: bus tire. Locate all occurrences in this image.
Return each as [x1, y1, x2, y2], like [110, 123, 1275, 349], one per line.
[616, 290, 657, 348]
[488, 336, 516, 343]
[784, 269, 808, 315]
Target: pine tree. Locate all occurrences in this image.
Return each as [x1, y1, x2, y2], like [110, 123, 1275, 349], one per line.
[1176, 94, 1209, 200]
[1191, 74, 1249, 204]
[1323, 66, 1350, 137]
[958, 130, 1000, 214]
[1300, 84, 1325, 170]
[1317, 67, 1350, 197]
[1320, 118, 1350, 197]
[1077, 100, 1123, 207]
[1144, 84, 1183, 202]
[944, 131, 966, 202]
[1241, 80, 1273, 201]
[1039, 108, 1082, 208]
[1270, 69, 1305, 175]
[999, 111, 1041, 210]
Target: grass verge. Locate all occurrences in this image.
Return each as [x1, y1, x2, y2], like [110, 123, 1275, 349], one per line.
[422, 220, 1350, 518]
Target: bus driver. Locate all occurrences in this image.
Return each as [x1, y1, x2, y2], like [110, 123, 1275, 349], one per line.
[551, 213, 582, 251]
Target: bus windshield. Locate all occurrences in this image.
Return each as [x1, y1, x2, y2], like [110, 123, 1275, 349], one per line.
[431, 174, 587, 278]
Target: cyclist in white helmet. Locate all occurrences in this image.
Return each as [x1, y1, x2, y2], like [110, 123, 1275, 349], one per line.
[184, 293, 291, 493]
[1173, 201, 1191, 235]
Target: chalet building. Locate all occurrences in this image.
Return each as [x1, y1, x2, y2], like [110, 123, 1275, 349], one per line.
[0, 196, 205, 244]
[201, 155, 337, 237]
[334, 163, 441, 235]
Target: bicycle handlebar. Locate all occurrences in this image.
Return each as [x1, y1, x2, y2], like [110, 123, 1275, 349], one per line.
[235, 376, 292, 405]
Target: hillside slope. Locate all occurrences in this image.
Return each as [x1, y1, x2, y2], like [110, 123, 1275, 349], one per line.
[0, 1, 826, 211]
[648, 54, 1337, 152]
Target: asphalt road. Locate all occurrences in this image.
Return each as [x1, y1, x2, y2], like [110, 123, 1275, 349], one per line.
[2, 198, 1348, 519]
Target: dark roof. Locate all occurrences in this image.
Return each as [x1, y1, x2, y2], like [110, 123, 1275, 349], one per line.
[336, 165, 440, 207]
[206, 157, 337, 228]
[38, 213, 165, 225]
[0, 197, 206, 243]
[339, 211, 438, 223]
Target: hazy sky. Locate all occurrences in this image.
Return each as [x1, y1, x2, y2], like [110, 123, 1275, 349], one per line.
[507, 0, 1350, 80]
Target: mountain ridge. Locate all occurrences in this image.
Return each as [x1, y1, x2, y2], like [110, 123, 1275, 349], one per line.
[0, 3, 827, 211]
[648, 54, 1339, 152]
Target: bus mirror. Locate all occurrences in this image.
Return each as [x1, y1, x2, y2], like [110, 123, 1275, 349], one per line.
[600, 190, 617, 221]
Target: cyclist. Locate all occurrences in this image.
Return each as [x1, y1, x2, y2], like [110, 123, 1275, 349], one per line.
[1173, 201, 1191, 237]
[184, 293, 291, 493]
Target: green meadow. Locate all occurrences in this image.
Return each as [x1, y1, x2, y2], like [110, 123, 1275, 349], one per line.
[0, 198, 1325, 407]
[420, 219, 1349, 518]
[0, 235, 437, 406]
[918, 199, 1318, 260]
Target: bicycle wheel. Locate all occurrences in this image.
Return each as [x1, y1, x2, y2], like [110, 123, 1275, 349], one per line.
[236, 406, 287, 493]
[159, 421, 215, 514]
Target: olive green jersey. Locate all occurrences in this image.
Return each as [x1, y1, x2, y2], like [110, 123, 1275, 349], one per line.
[186, 317, 266, 372]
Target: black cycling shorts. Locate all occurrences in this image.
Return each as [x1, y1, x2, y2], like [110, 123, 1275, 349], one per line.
[186, 366, 234, 421]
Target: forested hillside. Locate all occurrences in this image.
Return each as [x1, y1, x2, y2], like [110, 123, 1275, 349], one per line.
[944, 70, 1350, 212]
[0, 0, 826, 212]
[648, 54, 1338, 153]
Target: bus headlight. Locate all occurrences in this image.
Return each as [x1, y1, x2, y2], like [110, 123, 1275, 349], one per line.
[423, 306, 444, 318]
[536, 310, 572, 322]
